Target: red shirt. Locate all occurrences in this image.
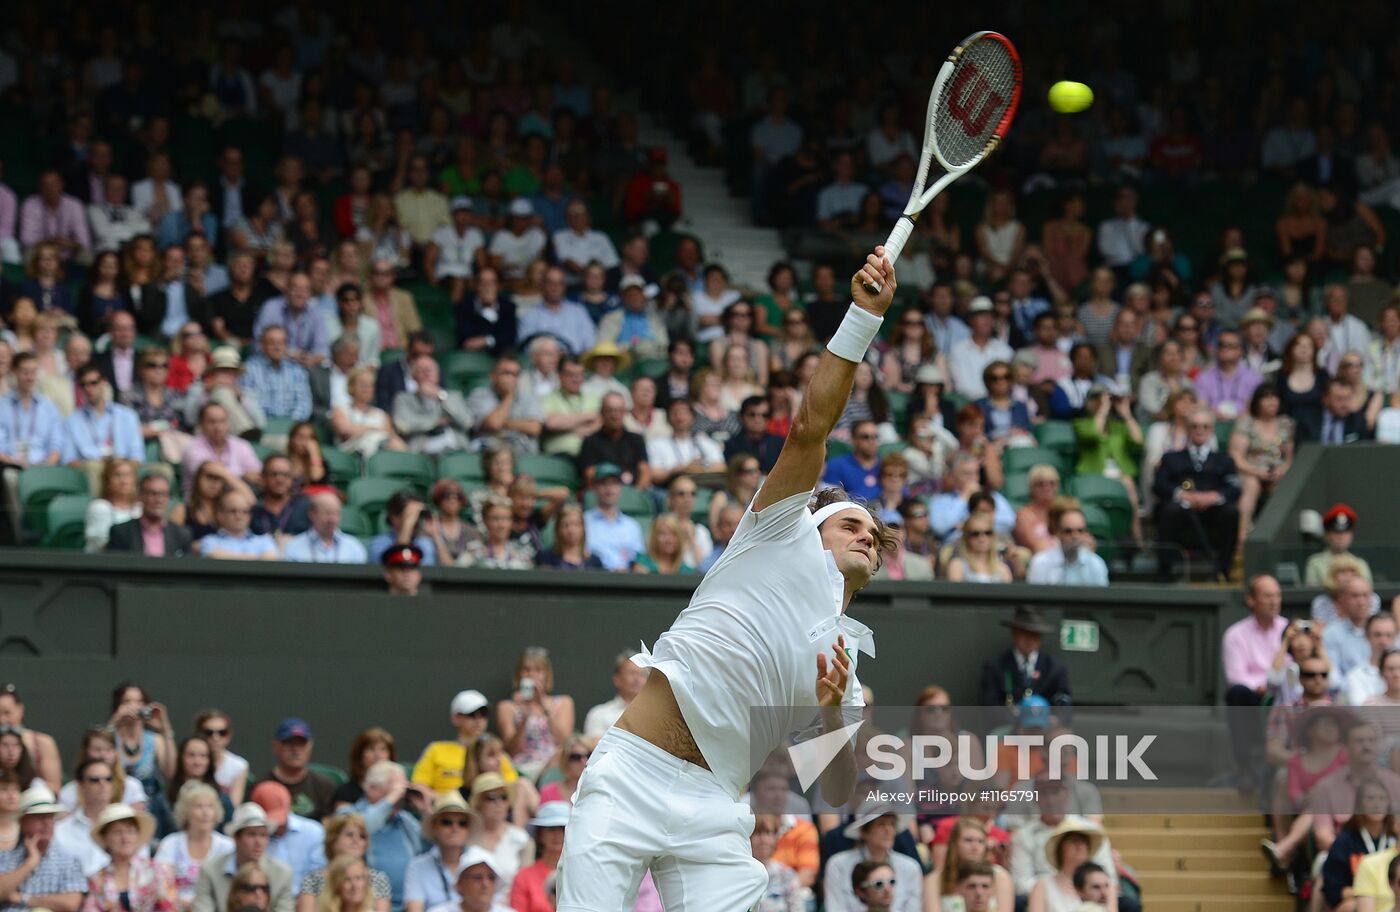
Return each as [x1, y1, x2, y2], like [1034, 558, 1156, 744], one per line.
[508, 860, 555, 912]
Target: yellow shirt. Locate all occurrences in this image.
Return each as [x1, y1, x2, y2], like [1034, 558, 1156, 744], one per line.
[411, 740, 518, 793]
[393, 190, 451, 245]
[1354, 848, 1397, 912]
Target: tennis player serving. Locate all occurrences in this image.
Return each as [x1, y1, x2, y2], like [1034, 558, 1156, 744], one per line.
[558, 249, 900, 912]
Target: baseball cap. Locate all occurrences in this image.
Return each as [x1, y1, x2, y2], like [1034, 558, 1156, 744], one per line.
[249, 781, 291, 827]
[454, 845, 501, 879]
[227, 802, 270, 834]
[451, 689, 488, 716]
[508, 198, 534, 218]
[382, 545, 424, 569]
[1323, 503, 1358, 533]
[274, 717, 313, 741]
[450, 195, 474, 212]
[966, 296, 994, 315]
[592, 463, 623, 483]
[619, 275, 647, 292]
[1018, 694, 1052, 730]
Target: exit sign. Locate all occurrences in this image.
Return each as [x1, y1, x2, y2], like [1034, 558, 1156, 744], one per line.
[1060, 619, 1100, 652]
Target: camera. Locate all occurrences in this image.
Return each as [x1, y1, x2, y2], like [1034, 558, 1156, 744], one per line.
[1296, 620, 1314, 634]
[138, 707, 153, 721]
[520, 678, 536, 701]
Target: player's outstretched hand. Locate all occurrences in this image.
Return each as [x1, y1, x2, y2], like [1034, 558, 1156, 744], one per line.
[816, 634, 851, 707]
[851, 247, 897, 316]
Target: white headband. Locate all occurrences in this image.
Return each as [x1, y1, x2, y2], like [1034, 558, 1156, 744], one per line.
[812, 501, 868, 528]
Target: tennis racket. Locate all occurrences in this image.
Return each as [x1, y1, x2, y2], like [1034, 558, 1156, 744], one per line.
[864, 30, 1022, 293]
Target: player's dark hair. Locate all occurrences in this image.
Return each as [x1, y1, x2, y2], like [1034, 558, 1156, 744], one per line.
[810, 487, 899, 573]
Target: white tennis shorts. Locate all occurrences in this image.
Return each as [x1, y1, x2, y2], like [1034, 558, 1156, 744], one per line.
[557, 727, 769, 912]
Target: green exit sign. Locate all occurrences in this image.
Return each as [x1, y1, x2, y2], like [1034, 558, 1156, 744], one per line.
[1060, 619, 1100, 652]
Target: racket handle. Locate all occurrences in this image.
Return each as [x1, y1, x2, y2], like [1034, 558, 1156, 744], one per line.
[863, 217, 915, 294]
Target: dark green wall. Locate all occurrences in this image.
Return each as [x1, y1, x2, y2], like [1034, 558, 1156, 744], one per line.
[0, 553, 1263, 778]
[1246, 443, 1400, 582]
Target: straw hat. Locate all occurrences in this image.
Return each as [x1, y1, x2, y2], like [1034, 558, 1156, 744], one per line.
[91, 803, 157, 844]
[581, 341, 632, 373]
[1043, 818, 1105, 868]
[427, 792, 481, 829]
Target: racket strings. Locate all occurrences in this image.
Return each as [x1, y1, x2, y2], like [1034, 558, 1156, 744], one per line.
[934, 38, 1018, 168]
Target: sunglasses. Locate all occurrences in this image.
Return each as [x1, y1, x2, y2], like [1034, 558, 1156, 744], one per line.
[966, 529, 994, 538]
[81, 378, 104, 388]
[1299, 670, 1329, 679]
[238, 885, 270, 894]
[144, 362, 169, 369]
[437, 817, 472, 828]
[568, 752, 591, 762]
[1059, 526, 1087, 534]
[481, 792, 510, 803]
[745, 411, 770, 419]
[201, 727, 229, 738]
[989, 373, 1010, 381]
[904, 511, 927, 519]
[855, 433, 878, 440]
[861, 879, 896, 890]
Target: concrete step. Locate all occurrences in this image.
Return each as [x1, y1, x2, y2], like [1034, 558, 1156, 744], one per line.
[1148, 899, 1294, 912]
[1109, 827, 1265, 851]
[1137, 870, 1287, 896]
[1127, 848, 1265, 872]
[1104, 813, 1263, 829]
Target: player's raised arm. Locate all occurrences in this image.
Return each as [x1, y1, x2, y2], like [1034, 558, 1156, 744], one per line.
[752, 249, 897, 513]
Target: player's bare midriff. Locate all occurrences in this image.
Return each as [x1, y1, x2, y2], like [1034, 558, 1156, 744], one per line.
[614, 668, 711, 769]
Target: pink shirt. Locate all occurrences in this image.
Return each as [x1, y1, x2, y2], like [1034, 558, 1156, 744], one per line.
[1029, 344, 1072, 384]
[140, 517, 166, 556]
[0, 183, 15, 242]
[373, 292, 401, 349]
[1222, 613, 1288, 691]
[179, 435, 263, 498]
[19, 193, 92, 252]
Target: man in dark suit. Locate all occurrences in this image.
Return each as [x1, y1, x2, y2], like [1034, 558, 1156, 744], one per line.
[1295, 382, 1368, 445]
[1094, 308, 1152, 389]
[1296, 127, 1355, 191]
[979, 605, 1072, 711]
[1154, 408, 1241, 579]
[106, 474, 193, 556]
[92, 311, 140, 399]
[374, 331, 435, 412]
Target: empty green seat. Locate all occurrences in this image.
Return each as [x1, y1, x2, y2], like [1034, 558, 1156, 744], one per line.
[441, 351, 496, 389]
[347, 478, 412, 527]
[1034, 421, 1077, 465]
[1002, 446, 1062, 477]
[517, 454, 579, 488]
[1068, 474, 1134, 543]
[367, 450, 434, 487]
[439, 451, 485, 481]
[338, 504, 373, 537]
[322, 447, 360, 488]
[19, 466, 89, 535]
[43, 494, 92, 550]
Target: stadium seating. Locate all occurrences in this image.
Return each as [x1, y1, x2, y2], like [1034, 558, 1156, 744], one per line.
[367, 451, 435, 489]
[1003, 446, 1064, 478]
[583, 485, 656, 518]
[1068, 475, 1135, 544]
[347, 478, 409, 528]
[43, 495, 92, 550]
[439, 452, 485, 482]
[19, 467, 90, 537]
[516, 454, 580, 489]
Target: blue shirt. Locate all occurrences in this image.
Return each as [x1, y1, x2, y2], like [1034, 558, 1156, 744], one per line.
[283, 530, 369, 564]
[822, 454, 882, 502]
[926, 314, 971, 358]
[199, 529, 279, 559]
[155, 210, 220, 252]
[267, 814, 326, 891]
[367, 533, 438, 566]
[60, 402, 144, 462]
[240, 356, 313, 420]
[530, 190, 576, 236]
[253, 299, 332, 360]
[403, 847, 458, 910]
[350, 798, 424, 908]
[517, 300, 597, 356]
[617, 311, 655, 346]
[583, 508, 644, 571]
[161, 281, 190, 338]
[203, 264, 231, 294]
[1324, 618, 1371, 679]
[928, 491, 1017, 541]
[0, 392, 64, 464]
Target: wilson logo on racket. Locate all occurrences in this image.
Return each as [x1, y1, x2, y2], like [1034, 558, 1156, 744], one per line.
[946, 65, 1006, 137]
[859, 30, 1022, 295]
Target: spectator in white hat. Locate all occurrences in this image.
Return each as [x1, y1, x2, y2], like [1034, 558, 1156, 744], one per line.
[426, 197, 485, 304]
[0, 783, 86, 912]
[190, 803, 294, 912]
[823, 805, 923, 912]
[948, 297, 1014, 398]
[84, 803, 176, 912]
[410, 692, 519, 798]
[595, 276, 669, 360]
[486, 200, 546, 285]
[426, 847, 510, 912]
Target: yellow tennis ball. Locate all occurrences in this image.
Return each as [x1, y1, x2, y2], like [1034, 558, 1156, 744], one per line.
[1048, 81, 1094, 114]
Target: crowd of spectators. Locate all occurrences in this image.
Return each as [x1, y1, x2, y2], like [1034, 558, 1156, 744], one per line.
[0, 600, 1131, 912]
[0, 3, 1397, 584]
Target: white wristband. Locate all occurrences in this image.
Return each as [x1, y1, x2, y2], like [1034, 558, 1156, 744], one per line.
[826, 303, 883, 362]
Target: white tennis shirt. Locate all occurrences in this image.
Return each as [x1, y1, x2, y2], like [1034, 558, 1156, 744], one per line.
[634, 486, 873, 798]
